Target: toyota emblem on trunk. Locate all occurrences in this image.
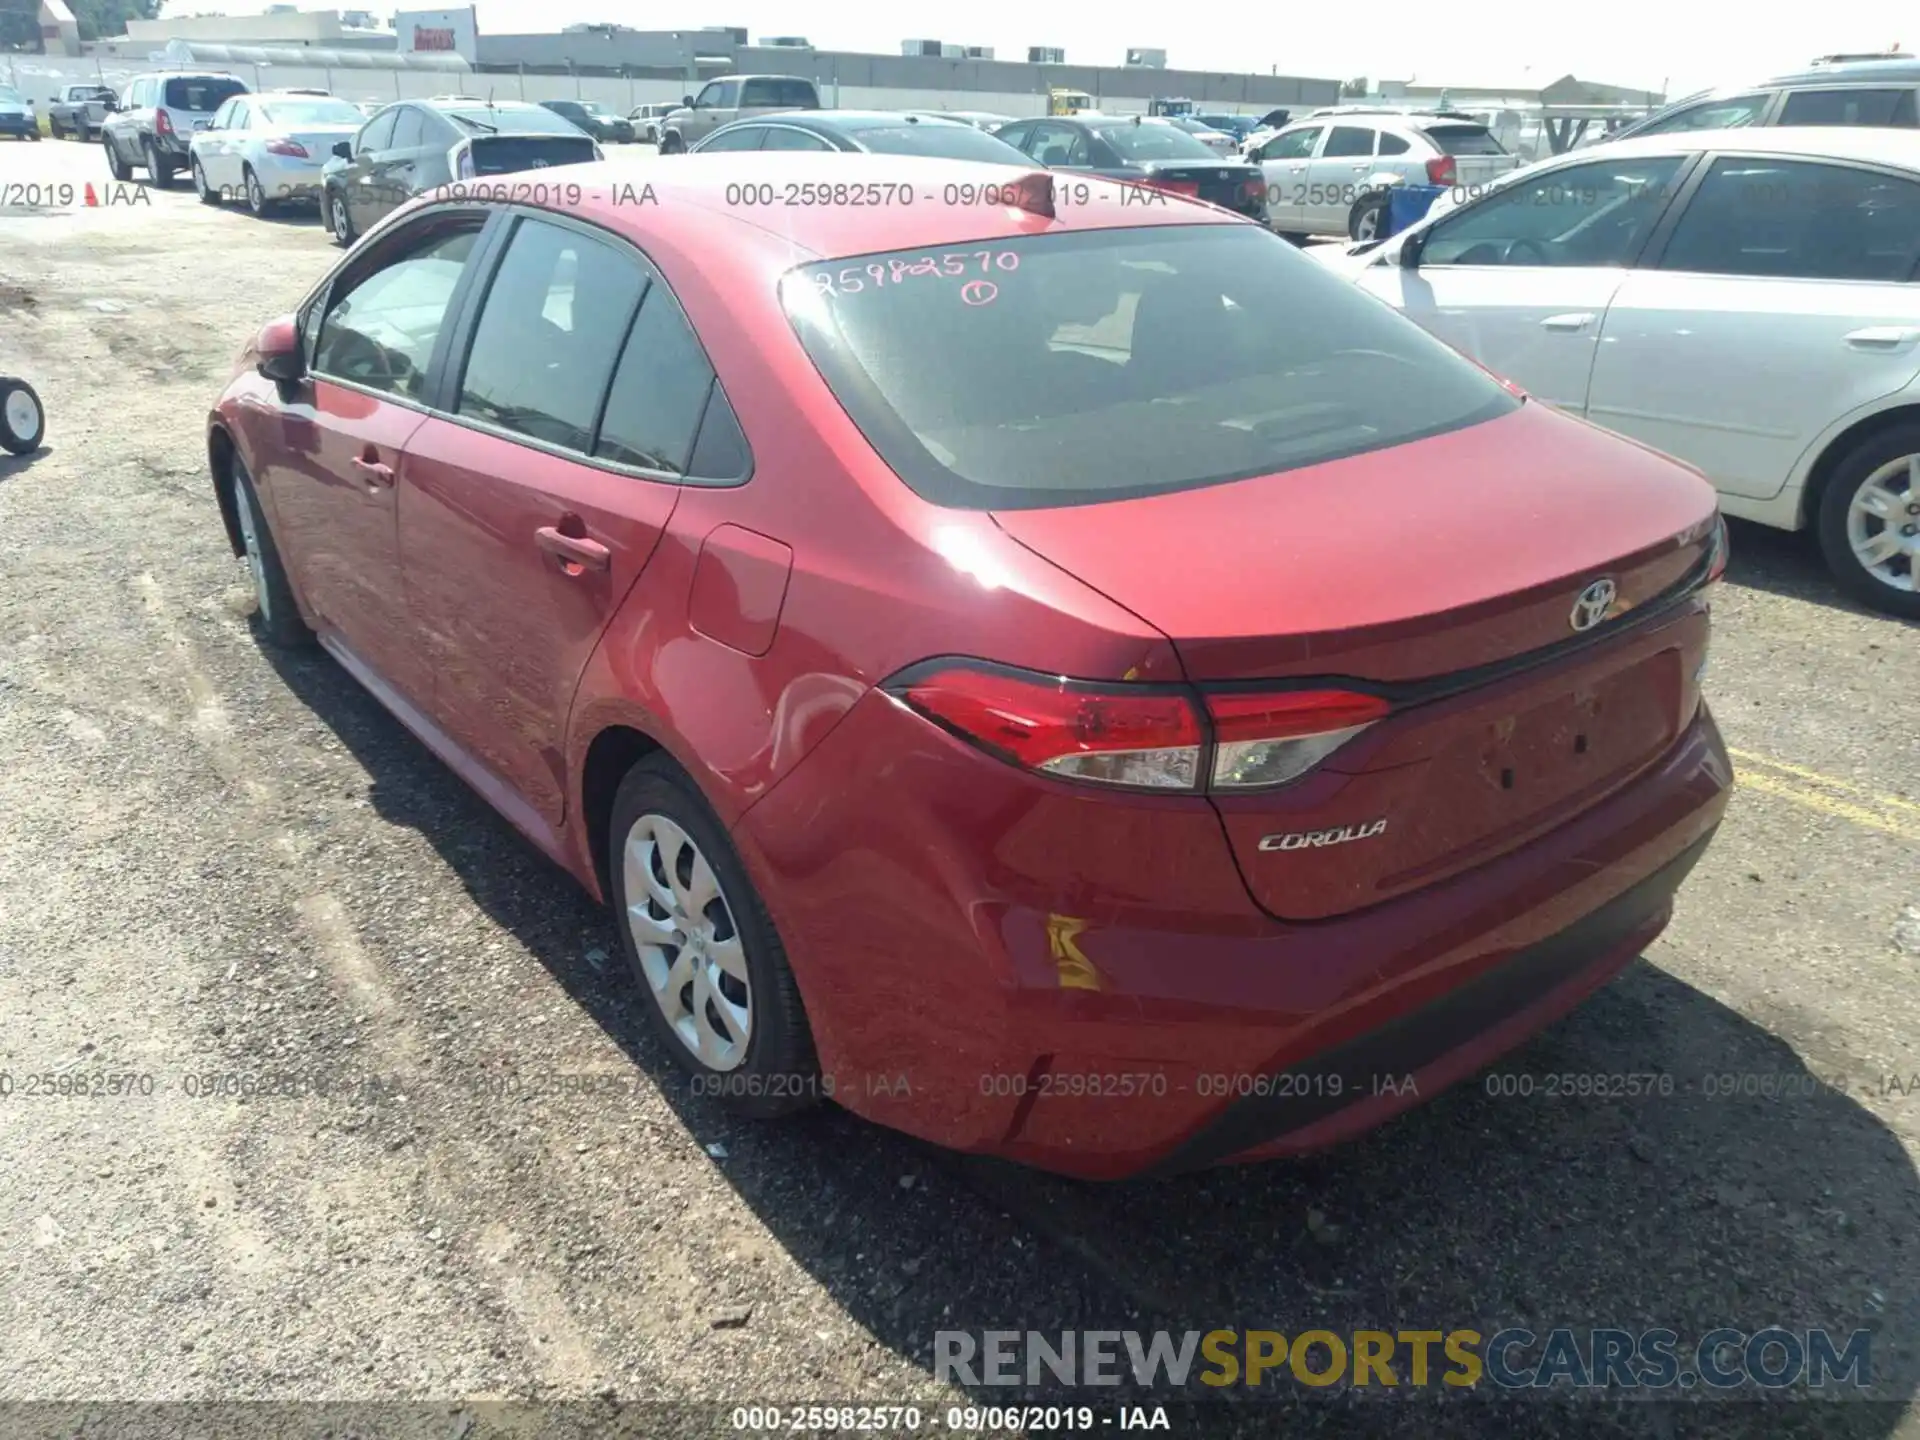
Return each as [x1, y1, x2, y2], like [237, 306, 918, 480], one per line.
[1570, 578, 1617, 632]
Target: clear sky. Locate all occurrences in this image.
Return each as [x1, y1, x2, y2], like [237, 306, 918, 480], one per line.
[172, 2, 1913, 97]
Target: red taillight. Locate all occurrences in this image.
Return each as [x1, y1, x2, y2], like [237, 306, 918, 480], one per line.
[1425, 155, 1456, 186]
[890, 663, 1392, 793]
[1705, 515, 1730, 584]
[1240, 178, 1265, 201]
[1205, 690, 1391, 788]
[265, 138, 310, 158]
[155, 108, 174, 136]
[899, 665, 1203, 791]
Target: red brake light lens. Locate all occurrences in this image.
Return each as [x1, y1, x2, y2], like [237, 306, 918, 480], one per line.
[1705, 515, 1730, 584]
[1206, 689, 1391, 789]
[898, 665, 1203, 790]
[265, 138, 309, 157]
[892, 665, 1394, 793]
[155, 108, 174, 135]
[1426, 155, 1456, 186]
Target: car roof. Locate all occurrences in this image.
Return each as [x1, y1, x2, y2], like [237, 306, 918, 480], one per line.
[767, 111, 974, 131]
[1764, 58, 1920, 84]
[1536, 124, 1920, 168]
[509, 153, 1241, 263]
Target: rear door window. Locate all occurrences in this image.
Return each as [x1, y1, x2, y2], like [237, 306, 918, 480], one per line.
[594, 285, 718, 475]
[1322, 125, 1375, 158]
[740, 78, 816, 108]
[1777, 87, 1920, 127]
[313, 224, 483, 401]
[1657, 157, 1920, 282]
[781, 225, 1518, 510]
[1377, 132, 1411, 155]
[1420, 155, 1687, 267]
[390, 107, 425, 150]
[456, 218, 647, 453]
[1030, 123, 1090, 166]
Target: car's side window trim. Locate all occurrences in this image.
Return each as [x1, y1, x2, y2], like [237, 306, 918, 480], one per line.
[428, 205, 753, 487]
[756, 123, 831, 150]
[302, 205, 502, 413]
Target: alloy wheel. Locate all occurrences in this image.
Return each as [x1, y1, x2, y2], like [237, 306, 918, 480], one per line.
[1845, 453, 1920, 594]
[330, 195, 351, 243]
[1354, 205, 1380, 243]
[233, 479, 272, 623]
[623, 812, 752, 1070]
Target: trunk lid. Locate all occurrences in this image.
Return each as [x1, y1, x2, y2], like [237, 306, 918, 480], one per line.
[1139, 160, 1265, 210]
[991, 400, 1717, 919]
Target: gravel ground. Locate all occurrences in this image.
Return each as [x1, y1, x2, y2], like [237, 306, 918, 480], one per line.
[2, 140, 1918, 1440]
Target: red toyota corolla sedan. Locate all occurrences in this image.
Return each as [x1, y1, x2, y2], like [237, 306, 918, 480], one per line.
[207, 155, 1732, 1180]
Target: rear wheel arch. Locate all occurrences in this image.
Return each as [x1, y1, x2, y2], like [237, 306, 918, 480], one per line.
[581, 723, 667, 899]
[207, 425, 244, 557]
[1800, 404, 1920, 528]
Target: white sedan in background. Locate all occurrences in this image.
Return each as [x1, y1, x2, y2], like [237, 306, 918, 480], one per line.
[188, 91, 365, 216]
[1312, 128, 1920, 616]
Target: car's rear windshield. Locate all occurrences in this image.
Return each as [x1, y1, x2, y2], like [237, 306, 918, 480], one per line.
[447, 105, 580, 135]
[467, 134, 599, 174]
[850, 122, 1030, 162]
[781, 224, 1518, 511]
[1094, 121, 1221, 161]
[166, 77, 246, 112]
[260, 98, 363, 127]
[1421, 123, 1507, 155]
[741, 78, 817, 107]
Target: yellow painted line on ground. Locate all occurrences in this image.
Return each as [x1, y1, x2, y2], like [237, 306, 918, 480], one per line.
[1732, 765, 1920, 843]
[1728, 747, 1920, 815]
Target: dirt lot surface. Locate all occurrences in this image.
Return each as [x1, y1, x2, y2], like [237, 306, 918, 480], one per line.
[2, 139, 1918, 1440]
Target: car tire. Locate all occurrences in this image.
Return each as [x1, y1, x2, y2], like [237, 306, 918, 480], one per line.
[659, 131, 684, 154]
[1815, 423, 1920, 620]
[229, 455, 314, 649]
[244, 165, 274, 217]
[1348, 190, 1390, 243]
[103, 132, 130, 181]
[192, 156, 220, 204]
[0, 378, 46, 455]
[144, 138, 174, 187]
[608, 755, 821, 1119]
[48, 117, 63, 140]
[327, 190, 356, 247]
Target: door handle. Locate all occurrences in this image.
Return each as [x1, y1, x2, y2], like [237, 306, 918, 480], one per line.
[350, 455, 394, 488]
[1540, 312, 1597, 332]
[1844, 326, 1920, 350]
[536, 526, 611, 572]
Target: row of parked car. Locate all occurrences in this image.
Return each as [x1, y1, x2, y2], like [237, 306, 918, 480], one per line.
[69, 66, 1920, 617]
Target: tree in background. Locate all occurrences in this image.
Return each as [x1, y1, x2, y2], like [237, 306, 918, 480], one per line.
[0, 0, 39, 52]
[1342, 77, 1370, 98]
[71, 0, 162, 42]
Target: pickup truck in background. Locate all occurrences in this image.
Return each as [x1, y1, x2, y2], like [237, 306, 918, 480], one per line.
[48, 84, 117, 142]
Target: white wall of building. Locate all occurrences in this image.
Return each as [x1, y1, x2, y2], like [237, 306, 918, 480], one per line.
[2, 53, 1282, 120]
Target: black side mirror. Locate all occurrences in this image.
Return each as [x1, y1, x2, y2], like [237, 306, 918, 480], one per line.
[682, 94, 695, 108]
[1399, 231, 1425, 269]
[332, 140, 352, 160]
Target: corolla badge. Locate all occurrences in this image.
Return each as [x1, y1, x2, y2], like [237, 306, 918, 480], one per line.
[1258, 819, 1388, 852]
[1570, 578, 1618, 632]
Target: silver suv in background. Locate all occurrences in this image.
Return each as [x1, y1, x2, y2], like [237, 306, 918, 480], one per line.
[657, 75, 820, 153]
[103, 72, 249, 186]
[1602, 59, 1920, 143]
[1251, 108, 1523, 241]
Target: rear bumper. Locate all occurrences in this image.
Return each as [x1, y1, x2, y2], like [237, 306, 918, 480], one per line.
[732, 687, 1731, 1180]
[0, 115, 34, 136]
